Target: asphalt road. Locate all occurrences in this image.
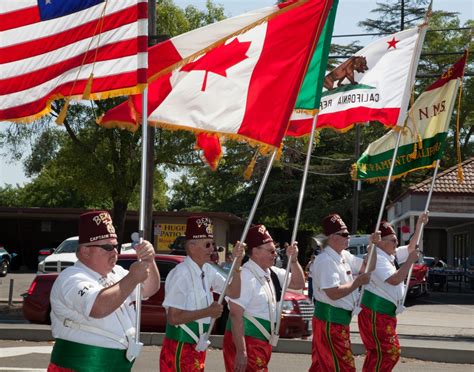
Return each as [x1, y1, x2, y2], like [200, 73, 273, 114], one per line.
[0, 340, 472, 372]
[0, 272, 37, 301]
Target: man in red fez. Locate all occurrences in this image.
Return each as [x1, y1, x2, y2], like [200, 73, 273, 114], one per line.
[48, 211, 160, 372]
[358, 212, 429, 372]
[309, 214, 379, 372]
[222, 224, 305, 372]
[160, 216, 245, 372]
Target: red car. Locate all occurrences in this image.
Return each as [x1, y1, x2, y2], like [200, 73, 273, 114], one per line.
[407, 263, 429, 297]
[23, 254, 313, 338]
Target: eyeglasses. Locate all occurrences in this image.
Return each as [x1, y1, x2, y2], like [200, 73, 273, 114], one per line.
[335, 232, 350, 238]
[383, 238, 398, 244]
[92, 244, 119, 251]
[258, 247, 277, 255]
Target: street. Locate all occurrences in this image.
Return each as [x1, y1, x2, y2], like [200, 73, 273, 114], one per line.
[1, 272, 473, 370]
[0, 340, 471, 372]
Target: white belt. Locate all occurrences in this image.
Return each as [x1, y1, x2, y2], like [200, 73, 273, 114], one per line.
[62, 318, 131, 348]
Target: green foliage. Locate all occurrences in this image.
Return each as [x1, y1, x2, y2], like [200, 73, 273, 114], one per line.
[156, 0, 225, 37]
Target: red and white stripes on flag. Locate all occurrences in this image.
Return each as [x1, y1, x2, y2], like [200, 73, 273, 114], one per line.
[0, 0, 148, 122]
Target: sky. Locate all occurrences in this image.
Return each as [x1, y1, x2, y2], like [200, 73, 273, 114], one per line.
[0, 0, 472, 187]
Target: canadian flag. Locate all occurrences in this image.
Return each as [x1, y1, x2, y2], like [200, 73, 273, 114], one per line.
[100, 0, 333, 167]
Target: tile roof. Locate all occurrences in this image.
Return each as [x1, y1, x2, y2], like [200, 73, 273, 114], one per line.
[409, 157, 474, 194]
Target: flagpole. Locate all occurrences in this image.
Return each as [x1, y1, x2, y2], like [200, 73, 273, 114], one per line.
[272, 114, 318, 345]
[196, 149, 278, 351]
[353, 128, 403, 315]
[400, 159, 439, 308]
[134, 87, 148, 349]
[401, 66, 464, 308]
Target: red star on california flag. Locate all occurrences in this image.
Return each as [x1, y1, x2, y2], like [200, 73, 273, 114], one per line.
[387, 37, 399, 49]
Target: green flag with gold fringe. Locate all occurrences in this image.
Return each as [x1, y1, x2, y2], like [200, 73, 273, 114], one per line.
[352, 51, 467, 182]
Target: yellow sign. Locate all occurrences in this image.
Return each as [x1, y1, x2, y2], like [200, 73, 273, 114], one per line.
[155, 223, 186, 251]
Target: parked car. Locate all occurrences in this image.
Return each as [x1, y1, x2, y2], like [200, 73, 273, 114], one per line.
[347, 234, 370, 258]
[37, 247, 56, 263]
[24, 254, 313, 338]
[406, 263, 428, 297]
[37, 237, 136, 273]
[0, 245, 16, 277]
[422, 256, 447, 268]
[37, 236, 79, 273]
[168, 235, 186, 255]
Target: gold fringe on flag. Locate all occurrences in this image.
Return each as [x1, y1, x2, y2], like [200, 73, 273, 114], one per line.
[350, 163, 358, 181]
[82, 73, 94, 100]
[55, 98, 70, 125]
[243, 151, 259, 180]
[455, 48, 469, 183]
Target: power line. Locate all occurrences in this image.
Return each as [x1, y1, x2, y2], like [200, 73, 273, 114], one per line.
[333, 27, 472, 38]
[283, 163, 349, 176]
[284, 147, 353, 162]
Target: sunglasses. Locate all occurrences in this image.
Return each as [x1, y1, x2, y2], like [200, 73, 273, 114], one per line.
[92, 244, 119, 251]
[258, 247, 277, 254]
[335, 232, 350, 238]
[205, 242, 216, 249]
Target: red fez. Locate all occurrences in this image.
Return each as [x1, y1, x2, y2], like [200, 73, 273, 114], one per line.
[246, 225, 273, 249]
[185, 216, 213, 240]
[380, 221, 396, 238]
[79, 211, 117, 244]
[322, 214, 348, 236]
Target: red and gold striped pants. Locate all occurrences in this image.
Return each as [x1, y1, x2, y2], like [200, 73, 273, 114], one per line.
[309, 317, 355, 372]
[358, 305, 401, 372]
[159, 337, 206, 372]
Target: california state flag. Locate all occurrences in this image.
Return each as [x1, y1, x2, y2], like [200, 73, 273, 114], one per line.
[314, 25, 427, 132]
[353, 51, 467, 181]
[146, 0, 332, 149]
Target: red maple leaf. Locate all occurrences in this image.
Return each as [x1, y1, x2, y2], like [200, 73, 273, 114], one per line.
[180, 38, 251, 91]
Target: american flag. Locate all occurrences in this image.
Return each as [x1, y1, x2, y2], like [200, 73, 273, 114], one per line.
[0, 0, 148, 122]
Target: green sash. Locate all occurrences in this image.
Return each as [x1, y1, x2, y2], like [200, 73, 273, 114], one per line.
[51, 338, 133, 372]
[165, 321, 210, 344]
[313, 301, 352, 325]
[226, 316, 271, 342]
[361, 290, 396, 317]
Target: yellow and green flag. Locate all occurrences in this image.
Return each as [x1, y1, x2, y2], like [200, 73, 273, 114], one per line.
[352, 51, 467, 181]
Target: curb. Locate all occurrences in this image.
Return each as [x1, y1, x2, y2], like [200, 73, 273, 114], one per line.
[1, 325, 473, 364]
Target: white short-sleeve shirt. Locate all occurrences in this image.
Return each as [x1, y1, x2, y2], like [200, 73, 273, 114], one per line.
[162, 256, 226, 324]
[365, 246, 409, 305]
[50, 261, 136, 349]
[311, 246, 363, 311]
[226, 259, 287, 321]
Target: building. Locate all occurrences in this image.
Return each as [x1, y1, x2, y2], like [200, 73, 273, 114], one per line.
[387, 157, 474, 268]
[0, 208, 244, 269]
